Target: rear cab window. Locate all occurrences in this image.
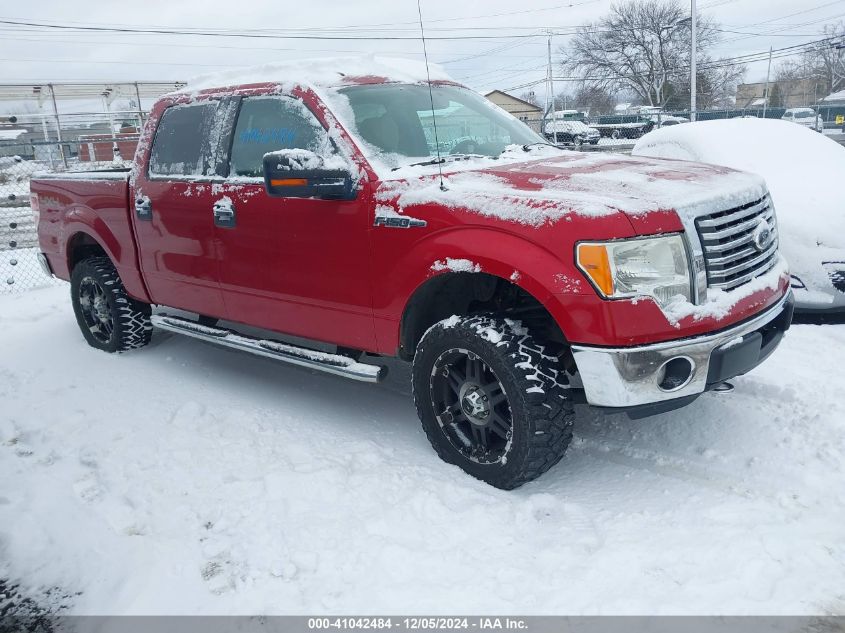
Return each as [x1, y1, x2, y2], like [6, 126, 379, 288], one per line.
[149, 102, 219, 177]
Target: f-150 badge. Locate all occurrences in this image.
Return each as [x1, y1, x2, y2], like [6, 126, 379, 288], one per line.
[374, 215, 427, 229]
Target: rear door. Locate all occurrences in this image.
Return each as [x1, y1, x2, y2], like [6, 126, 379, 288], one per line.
[210, 93, 376, 350]
[130, 99, 229, 317]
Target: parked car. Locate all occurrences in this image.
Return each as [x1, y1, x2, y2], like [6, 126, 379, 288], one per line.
[591, 117, 655, 139]
[634, 117, 845, 314]
[545, 120, 600, 145]
[654, 116, 689, 128]
[782, 108, 824, 132]
[32, 58, 793, 489]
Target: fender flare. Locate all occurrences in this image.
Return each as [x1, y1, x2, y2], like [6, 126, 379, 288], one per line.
[393, 228, 587, 355]
[62, 207, 151, 303]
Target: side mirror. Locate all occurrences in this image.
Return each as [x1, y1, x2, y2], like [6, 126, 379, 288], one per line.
[263, 149, 356, 201]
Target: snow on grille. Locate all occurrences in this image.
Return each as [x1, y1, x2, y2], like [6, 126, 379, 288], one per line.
[695, 194, 779, 291]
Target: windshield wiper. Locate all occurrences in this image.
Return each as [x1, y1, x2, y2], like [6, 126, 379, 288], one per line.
[393, 153, 487, 171]
[519, 141, 563, 152]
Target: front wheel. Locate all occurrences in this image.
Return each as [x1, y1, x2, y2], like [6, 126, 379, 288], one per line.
[412, 315, 574, 489]
[70, 256, 152, 353]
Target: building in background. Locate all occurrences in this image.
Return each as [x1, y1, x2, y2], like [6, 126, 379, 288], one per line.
[484, 90, 543, 132]
[736, 78, 827, 109]
[820, 89, 845, 107]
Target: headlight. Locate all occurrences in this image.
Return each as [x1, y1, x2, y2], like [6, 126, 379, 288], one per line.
[576, 234, 692, 307]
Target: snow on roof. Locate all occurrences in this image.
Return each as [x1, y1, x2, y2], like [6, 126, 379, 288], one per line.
[821, 89, 845, 102]
[614, 103, 632, 112]
[181, 55, 453, 94]
[0, 128, 27, 141]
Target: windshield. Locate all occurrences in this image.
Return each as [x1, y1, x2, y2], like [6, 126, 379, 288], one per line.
[338, 83, 545, 168]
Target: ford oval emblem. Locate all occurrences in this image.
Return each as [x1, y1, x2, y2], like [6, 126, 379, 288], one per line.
[751, 218, 773, 252]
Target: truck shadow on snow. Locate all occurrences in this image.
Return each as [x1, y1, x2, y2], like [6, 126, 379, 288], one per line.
[147, 329, 775, 498]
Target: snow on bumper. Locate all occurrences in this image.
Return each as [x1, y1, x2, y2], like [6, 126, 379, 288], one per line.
[571, 291, 794, 408]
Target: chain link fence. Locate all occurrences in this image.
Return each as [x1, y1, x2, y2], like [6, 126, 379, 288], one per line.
[0, 80, 183, 295]
[0, 140, 134, 294]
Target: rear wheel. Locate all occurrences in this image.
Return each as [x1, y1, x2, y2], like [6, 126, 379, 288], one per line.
[70, 256, 152, 353]
[412, 315, 574, 489]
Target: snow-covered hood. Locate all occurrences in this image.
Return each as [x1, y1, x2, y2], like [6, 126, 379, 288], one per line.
[634, 118, 845, 252]
[381, 151, 767, 230]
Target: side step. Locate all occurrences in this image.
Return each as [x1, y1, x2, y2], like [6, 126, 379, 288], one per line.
[151, 314, 386, 383]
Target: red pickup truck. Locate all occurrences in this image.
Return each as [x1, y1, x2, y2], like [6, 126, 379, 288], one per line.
[32, 59, 793, 489]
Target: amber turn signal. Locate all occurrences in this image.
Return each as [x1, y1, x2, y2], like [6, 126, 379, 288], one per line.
[269, 178, 308, 187]
[576, 243, 614, 296]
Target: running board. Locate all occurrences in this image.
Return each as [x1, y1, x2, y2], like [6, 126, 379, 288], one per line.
[150, 314, 386, 383]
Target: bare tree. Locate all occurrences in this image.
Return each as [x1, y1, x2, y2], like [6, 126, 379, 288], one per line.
[560, 0, 743, 108]
[518, 91, 540, 106]
[572, 85, 617, 114]
[664, 60, 745, 109]
[798, 21, 845, 95]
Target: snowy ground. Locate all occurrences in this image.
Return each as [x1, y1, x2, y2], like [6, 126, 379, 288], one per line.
[1, 285, 844, 615]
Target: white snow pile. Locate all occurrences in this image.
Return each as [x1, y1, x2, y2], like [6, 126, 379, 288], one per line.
[633, 118, 845, 301]
[431, 258, 482, 273]
[376, 152, 766, 228]
[2, 286, 845, 614]
[182, 55, 451, 95]
[264, 148, 347, 172]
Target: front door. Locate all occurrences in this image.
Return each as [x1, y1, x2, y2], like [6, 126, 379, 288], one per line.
[212, 94, 375, 350]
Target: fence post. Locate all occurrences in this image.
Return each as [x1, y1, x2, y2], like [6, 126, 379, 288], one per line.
[134, 82, 145, 124]
[47, 84, 68, 169]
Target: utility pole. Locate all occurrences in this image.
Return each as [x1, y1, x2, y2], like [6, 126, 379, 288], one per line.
[548, 34, 556, 128]
[690, 0, 697, 120]
[763, 46, 773, 118]
[543, 42, 550, 137]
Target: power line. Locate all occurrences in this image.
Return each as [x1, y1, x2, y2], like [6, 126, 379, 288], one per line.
[0, 17, 560, 40]
[500, 34, 842, 92]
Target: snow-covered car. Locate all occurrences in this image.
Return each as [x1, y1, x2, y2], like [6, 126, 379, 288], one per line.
[0, 155, 23, 168]
[653, 115, 689, 128]
[545, 120, 600, 145]
[782, 108, 824, 133]
[633, 118, 845, 314]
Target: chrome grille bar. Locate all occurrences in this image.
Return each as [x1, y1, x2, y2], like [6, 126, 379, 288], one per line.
[695, 194, 779, 290]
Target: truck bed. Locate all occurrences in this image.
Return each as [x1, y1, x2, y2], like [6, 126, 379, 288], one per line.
[31, 168, 149, 302]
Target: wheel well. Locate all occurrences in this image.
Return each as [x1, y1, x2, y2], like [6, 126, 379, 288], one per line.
[399, 272, 569, 362]
[67, 233, 108, 273]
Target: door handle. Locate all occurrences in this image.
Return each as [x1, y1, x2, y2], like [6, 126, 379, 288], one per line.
[135, 195, 152, 220]
[213, 199, 236, 228]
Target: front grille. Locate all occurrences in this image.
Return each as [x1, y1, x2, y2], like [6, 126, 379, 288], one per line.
[825, 263, 845, 293]
[695, 195, 779, 291]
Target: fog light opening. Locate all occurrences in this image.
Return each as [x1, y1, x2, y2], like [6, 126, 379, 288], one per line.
[656, 356, 695, 392]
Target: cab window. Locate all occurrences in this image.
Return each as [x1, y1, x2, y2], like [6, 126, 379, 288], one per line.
[228, 96, 329, 178]
[149, 102, 217, 177]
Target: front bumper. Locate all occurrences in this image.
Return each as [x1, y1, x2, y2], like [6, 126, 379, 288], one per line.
[571, 291, 794, 411]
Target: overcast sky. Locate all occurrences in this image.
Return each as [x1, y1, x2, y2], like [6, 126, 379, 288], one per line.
[0, 0, 843, 103]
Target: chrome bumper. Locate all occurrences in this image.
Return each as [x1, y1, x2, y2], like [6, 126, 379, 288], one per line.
[571, 291, 794, 409]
